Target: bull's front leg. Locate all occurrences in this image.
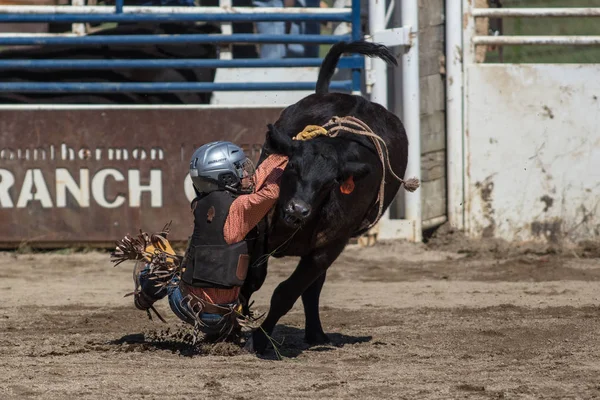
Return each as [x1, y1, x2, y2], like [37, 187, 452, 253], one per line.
[302, 271, 330, 345]
[248, 239, 347, 355]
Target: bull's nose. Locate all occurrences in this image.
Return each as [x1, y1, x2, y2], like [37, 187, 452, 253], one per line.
[286, 199, 311, 219]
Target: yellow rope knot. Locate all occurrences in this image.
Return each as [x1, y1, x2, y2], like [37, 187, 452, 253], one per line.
[293, 125, 329, 141]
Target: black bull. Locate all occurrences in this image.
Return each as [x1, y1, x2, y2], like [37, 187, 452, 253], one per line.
[240, 41, 411, 354]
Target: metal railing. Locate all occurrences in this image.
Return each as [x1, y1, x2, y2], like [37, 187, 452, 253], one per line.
[471, 7, 600, 47]
[0, 1, 363, 93]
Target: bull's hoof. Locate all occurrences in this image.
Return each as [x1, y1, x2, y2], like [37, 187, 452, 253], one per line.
[305, 330, 331, 345]
[243, 336, 255, 352]
[246, 330, 269, 355]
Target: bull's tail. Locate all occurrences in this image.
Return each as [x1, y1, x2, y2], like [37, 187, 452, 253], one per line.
[315, 41, 398, 95]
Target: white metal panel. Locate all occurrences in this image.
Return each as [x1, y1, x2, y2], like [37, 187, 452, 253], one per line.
[210, 67, 317, 106]
[465, 64, 600, 243]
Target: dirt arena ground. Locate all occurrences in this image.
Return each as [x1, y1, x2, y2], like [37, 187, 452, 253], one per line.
[1, 227, 600, 399]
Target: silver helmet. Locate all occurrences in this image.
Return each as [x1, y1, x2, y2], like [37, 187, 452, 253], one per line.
[189, 141, 255, 195]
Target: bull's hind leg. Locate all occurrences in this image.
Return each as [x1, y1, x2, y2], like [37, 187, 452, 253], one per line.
[248, 239, 347, 354]
[302, 272, 330, 345]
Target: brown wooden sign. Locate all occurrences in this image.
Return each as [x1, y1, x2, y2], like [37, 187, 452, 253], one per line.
[0, 107, 284, 248]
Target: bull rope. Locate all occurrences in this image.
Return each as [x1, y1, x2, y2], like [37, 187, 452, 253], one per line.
[294, 116, 420, 230]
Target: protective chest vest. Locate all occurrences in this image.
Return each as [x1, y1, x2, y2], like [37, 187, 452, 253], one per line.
[181, 191, 250, 288]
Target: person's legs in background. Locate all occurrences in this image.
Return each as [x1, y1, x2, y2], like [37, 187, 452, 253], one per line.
[253, 0, 287, 59]
[128, 0, 196, 5]
[285, 0, 321, 58]
[285, 0, 306, 57]
[302, 0, 321, 58]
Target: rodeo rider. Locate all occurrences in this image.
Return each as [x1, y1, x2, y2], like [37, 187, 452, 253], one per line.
[133, 141, 288, 337]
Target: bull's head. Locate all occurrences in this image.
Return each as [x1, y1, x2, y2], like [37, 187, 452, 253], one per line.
[266, 124, 372, 228]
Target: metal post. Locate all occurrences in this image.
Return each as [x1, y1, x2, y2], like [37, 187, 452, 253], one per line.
[71, 0, 85, 36]
[116, 0, 124, 14]
[462, 0, 475, 236]
[367, 0, 393, 234]
[402, 0, 422, 241]
[219, 0, 233, 60]
[446, 0, 464, 230]
[474, 36, 600, 46]
[472, 8, 600, 18]
[351, 0, 362, 94]
[368, 0, 387, 106]
[363, 0, 422, 241]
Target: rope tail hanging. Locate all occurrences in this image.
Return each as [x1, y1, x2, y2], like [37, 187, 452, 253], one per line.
[295, 116, 420, 230]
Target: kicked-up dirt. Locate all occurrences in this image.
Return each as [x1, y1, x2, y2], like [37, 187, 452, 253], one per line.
[1, 232, 600, 399]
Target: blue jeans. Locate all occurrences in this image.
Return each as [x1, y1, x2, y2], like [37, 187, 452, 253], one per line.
[137, 266, 224, 327]
[285, 0, 321, 58]
[253, 0, 286, 59]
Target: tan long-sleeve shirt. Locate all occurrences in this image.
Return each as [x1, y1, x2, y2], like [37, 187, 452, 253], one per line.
[223, 153, 289, 245]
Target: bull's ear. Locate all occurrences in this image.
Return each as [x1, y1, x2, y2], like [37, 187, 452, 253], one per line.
[340, 162, 371, 181]
[266, 123, 294, 155]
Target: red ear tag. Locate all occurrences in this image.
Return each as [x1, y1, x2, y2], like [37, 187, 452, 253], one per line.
[340, 176, 355, 195]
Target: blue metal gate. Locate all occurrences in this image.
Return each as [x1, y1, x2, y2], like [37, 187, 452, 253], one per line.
[0, 0, 363, 94]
